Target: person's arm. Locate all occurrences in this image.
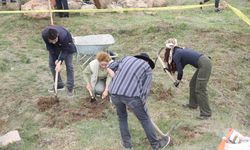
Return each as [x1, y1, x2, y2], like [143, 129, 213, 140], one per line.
[107, 68, 115, 78]
[108, 61, 119, 72]
[83, 65, 92, 84]
[176, 62, 183, 81]
[102, 73, 112, 99]
[108, 57, 125, 72]
[57, 37, 71, 62]
[105, 74, 112, 89]
[173, 54, 183, 87]
[141, 67, 152, 102]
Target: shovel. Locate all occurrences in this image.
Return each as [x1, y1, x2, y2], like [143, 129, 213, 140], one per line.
[54, 70, 59, 99]
[87, 88, 96, 103]
[155, 48, 175, 83]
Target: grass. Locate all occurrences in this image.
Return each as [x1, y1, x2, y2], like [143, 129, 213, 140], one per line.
[0, 0, 250, 149]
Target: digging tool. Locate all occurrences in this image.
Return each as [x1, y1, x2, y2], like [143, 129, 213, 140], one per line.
[54, 70, 59, 98]
[87, 88, 96, 103]
[155, 48, 175, 83]
[166, 121, 182, 135]
[151, 119, 167, 137]
[47, 0, 54, 25]
[151, 119, 182, 137]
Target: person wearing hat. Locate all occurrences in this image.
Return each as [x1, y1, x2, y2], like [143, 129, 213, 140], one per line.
[164, 38, 212, 120]
[108, 53, 170, 150]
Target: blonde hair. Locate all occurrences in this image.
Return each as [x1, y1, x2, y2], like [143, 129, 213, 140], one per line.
[96, 51, 111, 62]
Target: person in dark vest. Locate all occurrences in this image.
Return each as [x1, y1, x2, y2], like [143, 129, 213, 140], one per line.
[56, 0, 69, 17]
[42, 25, 76, 97]
[108, 53, 170, 150]
[164, 38, 212, 120]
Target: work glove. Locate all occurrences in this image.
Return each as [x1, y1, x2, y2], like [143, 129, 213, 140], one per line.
[174, 80, 180, 87]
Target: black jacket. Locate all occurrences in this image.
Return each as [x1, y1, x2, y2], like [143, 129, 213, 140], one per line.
[173, 47, 202, 80]
[42, 25, 76, 61]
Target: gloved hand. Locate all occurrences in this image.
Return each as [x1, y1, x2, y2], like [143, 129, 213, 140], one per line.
[174, 80, 180, 87]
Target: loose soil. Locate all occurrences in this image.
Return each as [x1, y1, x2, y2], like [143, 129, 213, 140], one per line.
[37, 96, 114, 129]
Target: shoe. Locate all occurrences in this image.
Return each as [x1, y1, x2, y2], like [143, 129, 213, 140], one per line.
[182, 104, 197, 109]
[153, 135, 171, 150]
[120, 141, 133, 150]
[48, 85, 64, 93]
[123, 147, 133, 150]
[196, 115, 211, 120]
[215, 8, 221, 12]
[67, 89, 74, 97]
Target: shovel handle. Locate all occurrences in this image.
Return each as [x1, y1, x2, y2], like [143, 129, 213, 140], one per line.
[87, 88, 94, 98]
[157, 55, 175, 83]
[151, 119, 167, 137]
[54, 70, 59, 95]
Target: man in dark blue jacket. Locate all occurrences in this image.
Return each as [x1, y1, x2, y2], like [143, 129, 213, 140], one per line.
[42, 25, 76, 96]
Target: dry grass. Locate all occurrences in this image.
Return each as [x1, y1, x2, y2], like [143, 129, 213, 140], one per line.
[0, 0, 250, 149]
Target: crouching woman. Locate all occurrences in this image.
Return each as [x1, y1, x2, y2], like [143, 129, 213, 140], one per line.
[83, 52, 112, 102]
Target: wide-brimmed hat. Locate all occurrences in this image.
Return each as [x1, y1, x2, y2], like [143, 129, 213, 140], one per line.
[165, 38, 178, 49]
[134, 53, 155, 69]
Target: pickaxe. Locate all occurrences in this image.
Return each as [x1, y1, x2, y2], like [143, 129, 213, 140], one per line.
[155, 47, 175, 83]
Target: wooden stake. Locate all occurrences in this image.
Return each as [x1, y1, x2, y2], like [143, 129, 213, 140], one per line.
[48, 0, 54, 25]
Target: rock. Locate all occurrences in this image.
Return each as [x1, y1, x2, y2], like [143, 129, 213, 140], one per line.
[93, 0, 113, 9]
[21, 0, 54, 19]
[68, 0, 82, 9]
[81, 4, 96, 16]
[81, 4, 96, 9]
[107, 2, 123, 9]
[0, 130, 21, 147]
[117, 0, 148, 8]
[117, 0, 166, 8]
[219, 1, 228, 10]
[153, 0, 167, 7]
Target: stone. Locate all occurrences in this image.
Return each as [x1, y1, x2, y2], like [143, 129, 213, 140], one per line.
[21, 0, 54, 19]
[0, 130, 21, 147]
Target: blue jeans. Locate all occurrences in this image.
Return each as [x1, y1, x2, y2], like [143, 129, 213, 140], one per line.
[111, 95, 159, 149]
[49, 53, 74, 90]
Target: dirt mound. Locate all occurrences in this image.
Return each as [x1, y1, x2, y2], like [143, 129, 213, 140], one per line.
[37, 97, 113, 129]
[37, 96, 59, 112]
[178, 126, 204, 139]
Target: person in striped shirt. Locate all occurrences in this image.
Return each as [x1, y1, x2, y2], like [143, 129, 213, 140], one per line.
[108, 53, 170, 150]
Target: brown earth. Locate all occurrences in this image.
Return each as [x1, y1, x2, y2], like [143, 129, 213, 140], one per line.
[37, 96, 59, 112]
[37, 96, 114, 129]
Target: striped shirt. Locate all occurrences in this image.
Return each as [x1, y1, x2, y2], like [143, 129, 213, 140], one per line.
[108, 56, 152, 101]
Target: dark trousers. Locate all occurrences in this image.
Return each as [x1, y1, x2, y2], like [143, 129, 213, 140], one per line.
[189, 55, 212, 116]
[215, 0, 220, 8]
[111, 95, 160, 149]
[49, 53, 74, 90]
[203, 0, 220, 8]
[56, 0, 69, 17]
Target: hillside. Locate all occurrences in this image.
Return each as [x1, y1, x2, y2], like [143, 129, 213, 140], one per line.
[0, 0, 249, 149]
